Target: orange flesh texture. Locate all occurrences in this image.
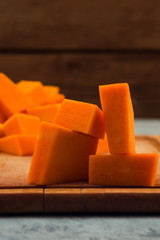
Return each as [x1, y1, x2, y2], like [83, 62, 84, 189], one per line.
[54, 94, 65, 103]
[0, 124, 5, 137]
[96, 135, 109, 154]
[17, 80, 47, 107]
[44, 86, 60, 104]
[3, 113, 40, 136]
[0, 110, 6, 124]
[27, 104, 61, 122]
[49, 94, 65, 104]
[89, 153, 159, 187]
[28, 122, 98, 185]
[0, 135, 36, 156]
[0, 73, 29, 117]
[99, 83, 135, 154]
[53, 99, 105, 139]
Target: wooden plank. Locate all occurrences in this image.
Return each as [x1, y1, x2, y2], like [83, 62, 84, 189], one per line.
[45, 188, 160, 214]
[1, 53, 160, 117]
[0, 188, 43, 213]
[82, 188, 160, 213]
[45, 188, 160, 213]
[44, 189, 84, 213]
[1, 187, 160, 214]
[0, 0, 160, 49]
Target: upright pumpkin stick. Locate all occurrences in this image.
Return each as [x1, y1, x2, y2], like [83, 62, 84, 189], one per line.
[99, 83, 135, 154]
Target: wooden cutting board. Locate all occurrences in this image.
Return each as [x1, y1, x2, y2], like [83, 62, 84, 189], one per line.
[0, 135, 160, 213]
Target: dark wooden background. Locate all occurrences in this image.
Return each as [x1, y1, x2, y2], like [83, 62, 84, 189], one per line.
[0, 0, 160, 118]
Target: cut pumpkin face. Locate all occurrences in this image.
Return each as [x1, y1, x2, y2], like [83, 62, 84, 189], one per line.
[28, 122, 98, 185]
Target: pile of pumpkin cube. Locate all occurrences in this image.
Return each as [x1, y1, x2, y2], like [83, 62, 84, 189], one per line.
[0, 73, 64, 155]
[0, 73, 158, 187]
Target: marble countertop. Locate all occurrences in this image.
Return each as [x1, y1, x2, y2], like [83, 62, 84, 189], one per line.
[0, 119, 160, 240]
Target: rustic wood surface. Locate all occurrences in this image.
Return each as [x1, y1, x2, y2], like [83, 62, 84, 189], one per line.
[0, 154, 33, 188]
[82, 188, 160, 213]
[0, 0, 160, 49]
[0, 188, 43, 213]
[0, 54, 160, 117]
[45, 188, 160, 213]
[2, 187, 160, 214]
[0, 135, 160, 213]
[44, 189, 84, 213]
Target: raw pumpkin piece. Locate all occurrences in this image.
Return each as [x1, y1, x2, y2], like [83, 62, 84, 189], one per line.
[3, 113, 40, 136]
[44, 85, 60, 103]
[0, 73, 28, 117]
[99, 83, 135, 154]
[27, 104, 61, 122]
[53, 99, 105, 139]
[51, 94, 65, 104]
[89, 153, 159, 187]
[0, 110, 6, 124]
[0, 124, 5, 137]
[0, 135, 36, 156]
[44, 86, 65, 104]
[17, 80, 47, 107]
[96, 135, 109, 154]
[28, 122, 98, 185]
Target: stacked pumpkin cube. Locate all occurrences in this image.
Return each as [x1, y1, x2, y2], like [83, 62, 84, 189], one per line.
[28, 100, 105, 185]
[28, 83, 158, 187]
[90, 84, 158, 187]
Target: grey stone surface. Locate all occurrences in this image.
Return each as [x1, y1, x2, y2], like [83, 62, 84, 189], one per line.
[1, 215, 160, 240]
[134, 119, 160, 135]
[0, 119, 160, 240]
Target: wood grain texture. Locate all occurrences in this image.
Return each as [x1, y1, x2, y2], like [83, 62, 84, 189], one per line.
[45, 187, 160, 213]
[44, 189, 84, 213]
[1, 187, 160, 213]
[0, 154, 35, 188]
[82, 188, 160, 213]
[0, 53, 160, 117]
[0, 0, 160, 49]
[0, 188, 43, 213]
